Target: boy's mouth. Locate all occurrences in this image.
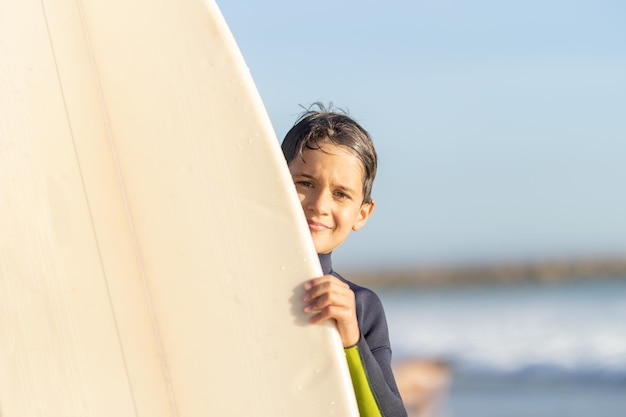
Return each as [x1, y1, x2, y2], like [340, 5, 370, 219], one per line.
[307, 219, 330, 232]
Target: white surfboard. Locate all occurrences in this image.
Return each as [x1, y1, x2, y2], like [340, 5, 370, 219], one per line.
[0, 1, 358, 416]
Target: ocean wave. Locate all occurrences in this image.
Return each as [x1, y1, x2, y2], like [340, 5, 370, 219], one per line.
[394, 344, 626, 384]
[382, 279, 626, 384]
[455, 359, 626, 383]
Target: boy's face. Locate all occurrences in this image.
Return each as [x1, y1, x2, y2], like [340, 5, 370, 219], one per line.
[288, 142, 374, 254]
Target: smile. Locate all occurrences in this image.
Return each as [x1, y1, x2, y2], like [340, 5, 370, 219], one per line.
[307, 219, 330, 232]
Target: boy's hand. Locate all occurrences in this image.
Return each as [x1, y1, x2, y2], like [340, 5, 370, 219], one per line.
[302, 275, 360, 348]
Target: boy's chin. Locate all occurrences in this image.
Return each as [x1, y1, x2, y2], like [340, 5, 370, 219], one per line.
[311, 233, 347, 255]
[312, 241, 338, 255]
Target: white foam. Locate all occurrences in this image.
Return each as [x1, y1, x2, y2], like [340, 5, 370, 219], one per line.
[381, 280, 626, 379]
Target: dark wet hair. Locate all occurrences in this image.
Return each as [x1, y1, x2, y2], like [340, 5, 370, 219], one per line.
[281, 104, 377, 204]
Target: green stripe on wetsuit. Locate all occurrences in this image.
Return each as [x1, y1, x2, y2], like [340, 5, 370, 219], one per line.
[345, 345, 383, 417]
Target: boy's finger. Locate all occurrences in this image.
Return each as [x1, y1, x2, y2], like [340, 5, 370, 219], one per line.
[305, 275, 349, 289]
[308, 306, 341, 324]
[303, 277, 349, 299]
[302, 282, 332, 302]
[303, 292, 332, 312]
[309, 305, 355, 325]
[302, 282, 352, 304]
[304, 290, 354, 313]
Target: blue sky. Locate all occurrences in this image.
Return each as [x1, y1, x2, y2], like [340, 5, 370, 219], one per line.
[218, 0, 626, 269]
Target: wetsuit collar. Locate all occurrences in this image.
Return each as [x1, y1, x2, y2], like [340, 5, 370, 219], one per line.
[318, 252, 333, 275]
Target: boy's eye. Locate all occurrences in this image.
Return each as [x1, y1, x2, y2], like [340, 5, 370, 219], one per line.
[295, 180, 313, 188]
[334, 191, 350, 200]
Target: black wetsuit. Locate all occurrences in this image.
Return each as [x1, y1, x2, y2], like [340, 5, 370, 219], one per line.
[319, 252, 407, 417]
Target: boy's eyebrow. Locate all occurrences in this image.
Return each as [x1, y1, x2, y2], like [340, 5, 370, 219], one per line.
[326, 181, 358, 196]
[292, 172, 315, 179]
[336, 184, 357, 195]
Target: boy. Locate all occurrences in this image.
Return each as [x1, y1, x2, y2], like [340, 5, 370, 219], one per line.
[281, 106, 407, 417]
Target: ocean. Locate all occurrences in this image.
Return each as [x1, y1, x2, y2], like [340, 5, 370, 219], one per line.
[378, 277, 626, 417]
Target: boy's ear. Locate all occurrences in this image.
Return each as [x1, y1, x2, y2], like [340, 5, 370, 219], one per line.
[352, 199, 375, 231]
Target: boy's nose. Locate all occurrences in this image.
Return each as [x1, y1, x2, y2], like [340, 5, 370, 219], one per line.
[306, 190, 331, 214]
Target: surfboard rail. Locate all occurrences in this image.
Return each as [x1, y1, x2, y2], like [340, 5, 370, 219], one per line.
[0, 1, 358, 416]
